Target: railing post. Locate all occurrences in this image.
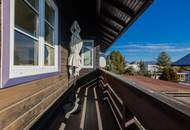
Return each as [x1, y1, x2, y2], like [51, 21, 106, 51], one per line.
[123, 106, 141, 130]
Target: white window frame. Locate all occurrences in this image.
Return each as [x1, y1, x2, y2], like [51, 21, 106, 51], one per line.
[81, 40, 94, 68]
[9, 0, 59, 78]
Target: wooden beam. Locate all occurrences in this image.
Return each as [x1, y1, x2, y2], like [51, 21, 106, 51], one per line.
[102, 40, 111, 46]
[102, 11, 126, 27]
[103, 37, 113, 43]
[100, 46, 107, 51]
[104, 0, 134, 17]
[96, 0, 101, 15]
[99, 28, 117, 39]
[100, 31, 115, 41]
[101, 43, 108, 48]
[102, 1, 131, 26]
[101, 15, 124, 32]
[101, 44, 107, 49]
[100, 44, 107, 51]
[99, 24, 119, 37]
[128, 0, 145, 14]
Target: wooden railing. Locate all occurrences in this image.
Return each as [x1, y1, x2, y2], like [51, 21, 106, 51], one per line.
[76, 69, 190, 130]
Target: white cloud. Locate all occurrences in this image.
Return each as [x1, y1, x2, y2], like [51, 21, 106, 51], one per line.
[165, 48, 190, 52]
[125, 42, 190, 52]
[126, 44, 173, 50]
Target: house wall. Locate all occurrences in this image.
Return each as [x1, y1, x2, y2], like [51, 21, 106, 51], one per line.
[0, 0, 101, 129]
[0, 1, 71, 130]
[59, 0, 100, 77]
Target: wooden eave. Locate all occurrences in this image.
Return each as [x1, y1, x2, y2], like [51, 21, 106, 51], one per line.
[98, 0, 153, 52]
[55, 0, 153, 51]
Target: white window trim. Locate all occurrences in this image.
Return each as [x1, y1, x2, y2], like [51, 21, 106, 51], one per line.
[81, 40, 94, 69]
[9, 0, 59, 78]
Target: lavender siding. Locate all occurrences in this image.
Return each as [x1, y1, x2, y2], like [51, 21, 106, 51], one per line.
[1, 0, 11, 88]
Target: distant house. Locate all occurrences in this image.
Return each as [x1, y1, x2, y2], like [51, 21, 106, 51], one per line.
[144, 61, 160, 74]
[144, 61, 161, 79]
[126, 61, 140, 72]
[172, 54, 190, 82]
[177, 71, 190, 82]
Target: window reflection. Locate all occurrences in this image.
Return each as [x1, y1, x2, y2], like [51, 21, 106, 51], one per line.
[14, 31, 38, 65]
[44, 45, 55, 66]
[45, 22, 54, 45]
[26, 0, 39, 11]
[15, 0, 38, 37]
[45, 1, 55, 26]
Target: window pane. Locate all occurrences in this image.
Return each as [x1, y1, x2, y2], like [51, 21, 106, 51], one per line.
[15, 0, 38, 37]
[45, 22, 54, 45]
[84, 42, 93, 47]
[44, 45, 55, 66]
[45, 1, 55, 26]
[83, 46, 92, 66]
[14, 31, 38, 65]
[26, 0, 39, 11]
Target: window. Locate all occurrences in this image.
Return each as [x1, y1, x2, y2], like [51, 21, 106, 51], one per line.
[8, 0, 59, 79]
[44, 1, 55, 66]
[82, 40, 94, 68]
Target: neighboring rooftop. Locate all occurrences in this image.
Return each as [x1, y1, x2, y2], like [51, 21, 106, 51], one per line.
[172, 53, 190, 66]
[124, 75, 190, 104]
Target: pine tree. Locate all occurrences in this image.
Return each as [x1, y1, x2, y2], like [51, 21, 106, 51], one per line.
[106, 51, 126, 74]
[138, 60, 147, 75]
[157, 52, 171, 67]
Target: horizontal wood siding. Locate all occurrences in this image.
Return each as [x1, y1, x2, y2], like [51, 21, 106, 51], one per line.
[0, 0, 101, 128]
[0, 1, 70, 129]
[0, 72, 69, 130]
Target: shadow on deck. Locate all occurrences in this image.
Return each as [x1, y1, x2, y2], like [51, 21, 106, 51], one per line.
[31, 69, 190, 130]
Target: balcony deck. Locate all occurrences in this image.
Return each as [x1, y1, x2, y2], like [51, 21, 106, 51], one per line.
[64, 84, 119, 130]
[31, 69, 190, 130]
[35, 82, 120, 130]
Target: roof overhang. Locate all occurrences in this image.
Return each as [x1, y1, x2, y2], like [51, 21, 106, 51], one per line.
[98, 0, 153, 52]
[56, 0, 153, 52]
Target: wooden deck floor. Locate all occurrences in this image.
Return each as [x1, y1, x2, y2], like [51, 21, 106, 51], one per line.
[32, 84, 119, 130]
[62, 84, 119, 130]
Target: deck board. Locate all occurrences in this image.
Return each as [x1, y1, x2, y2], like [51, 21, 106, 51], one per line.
[64, 88, 86, 130]
[84, 87, 98, 130]
[64, 85, 119, 130]
[96, 86, 120, 130]
[35, 85, 119, 130]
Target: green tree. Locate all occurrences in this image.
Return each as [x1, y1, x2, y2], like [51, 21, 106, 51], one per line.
[138, 60, 147, 75]
[106, 51, 126, 74]
[157, 52, 171, 67]
[125, 67, 136, 76]
[160, 67, 179, 81]
[180, 66, 190, 71]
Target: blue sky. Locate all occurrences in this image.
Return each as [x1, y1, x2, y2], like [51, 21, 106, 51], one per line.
[104, 0, 190, 62]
